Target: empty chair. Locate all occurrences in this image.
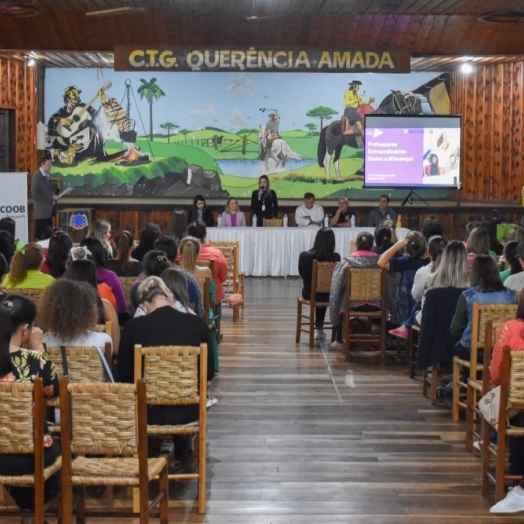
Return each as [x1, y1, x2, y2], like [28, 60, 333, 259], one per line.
[0, 378, 62, 524]
[134, 344, 208, 514]
[59, 378, 169, 523]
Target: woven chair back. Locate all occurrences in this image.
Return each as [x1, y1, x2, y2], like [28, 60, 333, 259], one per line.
[508, 350, 524, 408]
[118, 276, 136, 305]
[348, 268, 384, 302]
[313, 261, 338, 295]
[196, 277, 211, 316]
[95, 321, 111, 335]
[8, 288, 44, 308]
[67, 382, 138, 455]
[46, 346, 109, 383]
[0, 381, 35, 453]
[263, 219, 283, 227]
[472, 303, 518, 350]
[136, 345, 201, 406]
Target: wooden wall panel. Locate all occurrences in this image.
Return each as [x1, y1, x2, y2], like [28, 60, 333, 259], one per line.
[452, 61, 524, 204]
[0, 56, 38, 175]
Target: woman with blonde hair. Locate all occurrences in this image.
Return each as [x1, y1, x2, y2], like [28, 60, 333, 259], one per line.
[221, 197, 246, 227]
[39, 279, 113, 357]
[1, 243, 55, 290]
[179, 236, 213, 282]
[87, 218, 115, 259]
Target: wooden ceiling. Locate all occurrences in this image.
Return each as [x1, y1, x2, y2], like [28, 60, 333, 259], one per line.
[1, 0, 524, 69]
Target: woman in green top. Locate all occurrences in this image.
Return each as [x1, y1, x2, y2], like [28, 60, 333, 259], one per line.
[1, 243, 55, 290]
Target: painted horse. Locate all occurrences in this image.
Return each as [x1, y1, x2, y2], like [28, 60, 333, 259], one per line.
[258, 125, 302, 171]
[318, 91, 424, 180]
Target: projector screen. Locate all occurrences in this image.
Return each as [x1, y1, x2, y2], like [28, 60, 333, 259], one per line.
[363, 114, 462, 189]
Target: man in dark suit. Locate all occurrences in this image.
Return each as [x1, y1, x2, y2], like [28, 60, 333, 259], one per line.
[31, 155, 60, 240]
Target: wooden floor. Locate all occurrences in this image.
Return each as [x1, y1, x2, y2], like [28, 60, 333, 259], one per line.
[3, 277, 524, 523]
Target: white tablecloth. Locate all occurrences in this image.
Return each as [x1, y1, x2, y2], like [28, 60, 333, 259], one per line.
[207, 227, 409, 277]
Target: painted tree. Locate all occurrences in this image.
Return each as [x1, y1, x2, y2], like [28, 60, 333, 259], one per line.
[159, 122, 179, 143]
[178, 128, 191, 143]
[305, 123, 317, 135]
[306, 106, 338, 130]
[137, 78, 166, 141]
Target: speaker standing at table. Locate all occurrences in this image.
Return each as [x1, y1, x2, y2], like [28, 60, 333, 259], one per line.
[31, 155, 61, 240]
[250, 175, 278, 225]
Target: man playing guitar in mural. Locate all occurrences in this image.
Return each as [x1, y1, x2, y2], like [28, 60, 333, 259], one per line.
[47, 84, 110, 165]
[342, 80, 375, 136]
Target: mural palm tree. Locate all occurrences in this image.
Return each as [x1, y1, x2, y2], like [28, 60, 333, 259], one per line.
[160, 122, 179, 143]
[137, 78, 166, 141]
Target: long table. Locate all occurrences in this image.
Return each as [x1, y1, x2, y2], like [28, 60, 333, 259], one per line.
[207, 227, 409, 277]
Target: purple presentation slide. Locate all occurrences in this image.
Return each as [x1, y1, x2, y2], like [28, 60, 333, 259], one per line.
[365, 128, 424, 186]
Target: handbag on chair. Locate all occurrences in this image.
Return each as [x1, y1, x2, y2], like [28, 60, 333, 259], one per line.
[228, 293, 244, 308]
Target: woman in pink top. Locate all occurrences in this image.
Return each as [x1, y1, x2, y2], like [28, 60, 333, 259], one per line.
[221, 197, 246, 227]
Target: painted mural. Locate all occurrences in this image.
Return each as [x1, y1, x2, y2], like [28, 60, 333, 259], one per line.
[44, 69, 450, 200]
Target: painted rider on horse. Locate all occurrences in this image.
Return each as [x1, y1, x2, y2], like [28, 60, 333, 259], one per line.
[259, 110, 281, 159]
[342, 80, 375, 136]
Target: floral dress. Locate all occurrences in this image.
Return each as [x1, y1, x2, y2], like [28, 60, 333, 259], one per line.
[1, 348, 59, 448]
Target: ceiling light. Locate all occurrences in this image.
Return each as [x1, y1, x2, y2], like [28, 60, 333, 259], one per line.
[479, 10, 524, 23]
[27, 57, 35, 66]
[461, 63, 473, 74]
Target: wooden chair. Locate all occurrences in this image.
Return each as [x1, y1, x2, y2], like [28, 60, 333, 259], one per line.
[452, 302, 517, 424]
[59, 378, 169, 523]
[263, 219, 283, 227]
[45, 343, 114, 436]
[342, 267, 387, 360]
[196, 259, 221, 341]
[0, 378, 62, 524]
[7, 288, 45, 308]
[95, 320, 112, 335]
[119, 276, 136, 306]
[295, 261, 338, 348]
[416, 287, 465, 403]
[481, 346, 524, 502]
[134, 344, 208, 515]
[209, 240, 245, 321]
[196, 277, 211, 323]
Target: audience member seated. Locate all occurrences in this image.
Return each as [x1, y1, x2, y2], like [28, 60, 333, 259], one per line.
[480, 218, 503, 257]
[0, 230, 15, 267]
[118, 276, 215, 457]
[415, 240, 469, 325]
[295, 192, 324, 228]
[487, 294, 524, 508]
[40, 230, 72, 278]
[378, 231, 429, 339]
[0, 295, 59, 518]
[421, 215, 444, 240]
[62, 259, 120, 352]
[298, 228, 340, 340]
[505, 226, 524, 244]
[153, 235, 203, 317]
[0, 217, 24, 252]
[412, 236, 448, 304]
[329, 231, 378, 351]
[187, 220, 228, 303]
[372, 226, 395, 255]
[466, 226, 491, 270]
[221, 197, 246, 227]
[132, 223, 162, 263]
[80, 238, 126, 316]
[500, 241, 521, 284]
[39, 279, 114, 357]
[328, 197, 355, 228]
[129, 250, 172, 310]
[179, 236, 214, 282]
[171, 208, 188, 242]
[504, 240, 524, 293]
[367, 194, 397, 228]
[188, 194, 215, 228]
[106, 230, 142, 277]
[450, 255, 517, 360]
[86, 219, 115, 260]
[161, 268, 196, 316]
[1, 243, 55, 290]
